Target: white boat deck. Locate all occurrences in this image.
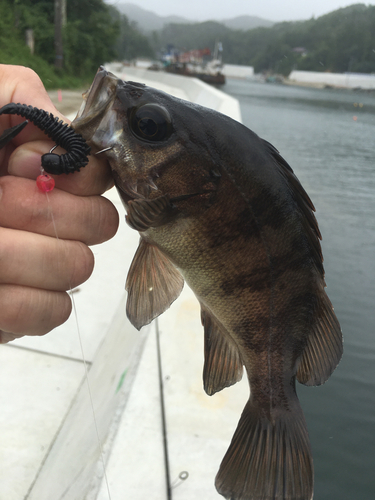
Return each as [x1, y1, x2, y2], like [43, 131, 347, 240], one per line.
[0, 66, 247, 500]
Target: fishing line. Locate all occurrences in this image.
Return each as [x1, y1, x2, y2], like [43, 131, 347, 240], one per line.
[0, 103, 111, 496]
[155, 317, 172, 500]
[43, 181, 113, 500]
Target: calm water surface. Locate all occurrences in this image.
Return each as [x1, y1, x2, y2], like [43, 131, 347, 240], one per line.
[223, 79, 375, 500]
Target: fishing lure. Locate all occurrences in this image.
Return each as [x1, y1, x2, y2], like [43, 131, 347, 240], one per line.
[0, 103, 91, 175]
[0, 120, 29, 149]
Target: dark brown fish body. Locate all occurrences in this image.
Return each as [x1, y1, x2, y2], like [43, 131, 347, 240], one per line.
[72, 68, 342, 500]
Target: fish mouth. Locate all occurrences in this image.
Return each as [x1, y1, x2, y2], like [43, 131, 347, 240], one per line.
[72, 66, 118, 130]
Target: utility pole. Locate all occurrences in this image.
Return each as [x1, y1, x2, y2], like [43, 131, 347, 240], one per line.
[25, 29, 35, 54]
[54, 0, 66, 69]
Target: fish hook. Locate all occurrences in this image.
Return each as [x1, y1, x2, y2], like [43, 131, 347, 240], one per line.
[0, 103, 91, 175]
[95, 147, 113, 155]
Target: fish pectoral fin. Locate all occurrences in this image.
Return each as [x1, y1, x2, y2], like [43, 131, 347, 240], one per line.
[126, 238, 184, 330]
[126, 195, 174, 232]
[201, 305, 243, 396]
[216, 397, 313, 500]
[297, 291, 343, 386]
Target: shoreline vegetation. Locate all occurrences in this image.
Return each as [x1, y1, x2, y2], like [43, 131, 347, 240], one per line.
[1, 1, 375, 91]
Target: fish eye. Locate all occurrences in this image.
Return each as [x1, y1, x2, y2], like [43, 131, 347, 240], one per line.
[130, 104, 172, 142]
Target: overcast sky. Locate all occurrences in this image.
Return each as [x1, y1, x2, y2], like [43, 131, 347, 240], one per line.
[107, 0, 375, 22]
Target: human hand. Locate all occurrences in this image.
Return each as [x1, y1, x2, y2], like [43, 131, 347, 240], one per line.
[0, 65, 119, 343]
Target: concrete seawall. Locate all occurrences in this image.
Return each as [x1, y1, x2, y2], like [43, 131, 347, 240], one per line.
[289, 70, 375, 89]
[222, 64, 254, 79]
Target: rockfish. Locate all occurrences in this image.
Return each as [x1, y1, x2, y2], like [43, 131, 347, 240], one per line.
[72, 67, 343, 500]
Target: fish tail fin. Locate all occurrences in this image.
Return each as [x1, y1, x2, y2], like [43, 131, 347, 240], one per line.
[215, 397, 313, 500]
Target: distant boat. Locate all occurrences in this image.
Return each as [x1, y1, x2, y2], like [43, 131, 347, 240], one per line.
[163, 42, 226, 85]
[165, 63, 226, 85]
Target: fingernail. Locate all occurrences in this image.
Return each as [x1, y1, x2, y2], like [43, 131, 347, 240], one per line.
[8, 149, 43, 179]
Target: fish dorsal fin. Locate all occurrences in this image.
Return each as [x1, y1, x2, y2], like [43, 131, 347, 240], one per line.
[201, 305, 243, 396]
[126, 195, 174, 232]
[263, 139, 324, 275]
[297, 292, 343, 386]
[126, 238, 184, 330]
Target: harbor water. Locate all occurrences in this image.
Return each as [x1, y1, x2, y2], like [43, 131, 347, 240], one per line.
[223, 79, 375, 500]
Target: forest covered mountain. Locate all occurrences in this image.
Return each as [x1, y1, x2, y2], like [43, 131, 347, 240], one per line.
[1, 0, 374, 89]
[113, 3, 193, 32]
[153, 3, 375, 75]
[114, 3, 274, 32]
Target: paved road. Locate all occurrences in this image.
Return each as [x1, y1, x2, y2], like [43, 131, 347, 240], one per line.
[48, 89, 86, 118]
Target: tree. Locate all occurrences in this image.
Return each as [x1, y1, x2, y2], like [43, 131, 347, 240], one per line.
[110, 10, 154, 61]
[155, 4, 375, 75]
[5, 0, 119, 77]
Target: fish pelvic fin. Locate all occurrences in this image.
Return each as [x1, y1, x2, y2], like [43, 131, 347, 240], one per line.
[201, 305, 243, 396]
[297, 291, 342, 386]
[126, 195, 174, 232]
[215, 397, 313, 500]
[126, 238, 184, 330]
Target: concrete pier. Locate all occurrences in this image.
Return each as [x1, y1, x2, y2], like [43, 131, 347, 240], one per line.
[288, 70, 375, 89]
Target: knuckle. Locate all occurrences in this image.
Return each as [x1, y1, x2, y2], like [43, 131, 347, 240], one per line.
[69, 241, 94, 287]
[36, 291, 72, 334]
[0, 285, 72, 335]
[17, 66, 40, 84]
[88, 196, 119, 245]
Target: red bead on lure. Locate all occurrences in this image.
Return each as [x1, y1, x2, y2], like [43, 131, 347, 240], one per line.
[36, 174, 55, 192]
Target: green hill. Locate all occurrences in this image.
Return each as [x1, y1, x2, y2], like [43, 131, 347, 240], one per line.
[0, 0, 152, 88]
[1, 1, 374, 88]
[156, 4, 375, 75]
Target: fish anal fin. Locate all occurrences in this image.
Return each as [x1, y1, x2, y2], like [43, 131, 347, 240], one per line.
[126, 195, 174, 232]
[297, 292, 343, 386]
[216, 398, 314, 500]
[201, 306, 243, 396]
[126, 238, 184, 330]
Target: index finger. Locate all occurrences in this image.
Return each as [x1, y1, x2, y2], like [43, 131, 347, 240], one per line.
[0, 65, 68, 140]
[8, 139, 114, 196]
[0, 65, 114, 195]
[0, 65, 71, 177]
